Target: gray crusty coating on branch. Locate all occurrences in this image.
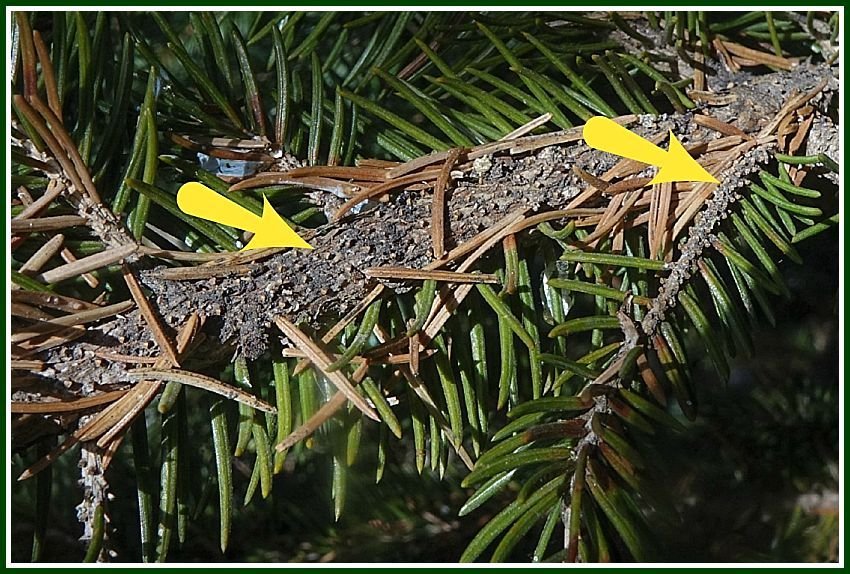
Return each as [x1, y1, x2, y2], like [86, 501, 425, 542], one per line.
[39, 63, 836, 391]
[132, 115, 691, 358]
[640, 144, 772, 337]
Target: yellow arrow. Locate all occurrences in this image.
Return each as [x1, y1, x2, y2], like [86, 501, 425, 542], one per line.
[177, 182, 312, 251]
[582, 116, 719, 185]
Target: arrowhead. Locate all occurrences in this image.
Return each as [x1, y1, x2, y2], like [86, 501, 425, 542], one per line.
[242, 196, 313, 251]
[650, 131, 719, 185]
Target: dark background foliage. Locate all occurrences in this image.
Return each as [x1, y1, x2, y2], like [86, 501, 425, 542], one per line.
[10, 213, 839, 564]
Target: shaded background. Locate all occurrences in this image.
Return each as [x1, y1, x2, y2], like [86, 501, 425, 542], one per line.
[12, 225, 839, 563]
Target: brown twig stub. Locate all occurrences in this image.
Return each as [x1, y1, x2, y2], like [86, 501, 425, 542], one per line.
[364, 266, 499, 284]
[276, 391, 348, 452]
[27, 95, 102, 204]
[10, 215, 86, 233]
[12, 390, 129, 414]
[603, 176, 653, 195]
[230, 172, 360, 195]
[409, 331, 421, 376]
[169, 132, 273, 162]
[500, 113, 552, 141]
[718, 39, 797, 71]
[11, 359, 45, 371]
[649, 182, 673, 260]
[126, 369, 276, 413]
[281, 164, 389, 182]
[11, 301, 135, 344]
[431, 147, 463, 258]
[334, 168, 442, 220]
[15, 13, 37, 99]
[694, 113, 749, 138]
[573, 165, 611, 190]
[121, 263, 180, 368]
[501, 234, 518, 294]
[13, 179, 63, 222]
[92, 351, 161, 365]
[11, 290, 98, 313]
[282, 346, 434, 365]
[149, 264, 254, 281]
[18, 233, 64, 274]
[34, 243, 136, 284]
[59, 247, 100, 288]
[32, 30, 62, 120]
